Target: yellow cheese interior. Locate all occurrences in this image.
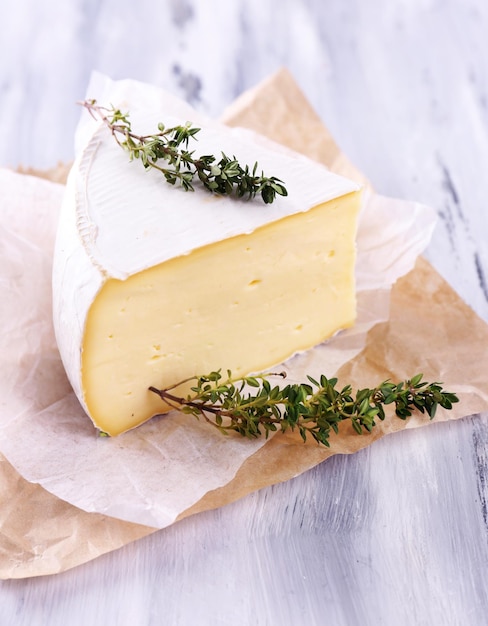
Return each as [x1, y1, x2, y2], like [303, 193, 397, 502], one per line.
[82, 190, 361, 435]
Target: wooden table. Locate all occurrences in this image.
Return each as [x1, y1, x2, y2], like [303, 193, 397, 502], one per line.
[1, 1, 487, 624]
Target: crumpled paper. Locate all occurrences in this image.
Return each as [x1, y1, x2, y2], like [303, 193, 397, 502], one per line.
[1, 69, 487, 579]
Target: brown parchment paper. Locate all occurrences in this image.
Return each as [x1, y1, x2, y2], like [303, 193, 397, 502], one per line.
[1, 68, 488, 580]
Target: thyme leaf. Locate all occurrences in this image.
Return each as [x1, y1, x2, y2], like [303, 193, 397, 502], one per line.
[79, 99, 287, 204]
[149, 371, 459, 446]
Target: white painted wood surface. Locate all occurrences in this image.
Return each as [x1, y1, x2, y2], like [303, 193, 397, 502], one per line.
[1, 0, 488, 624]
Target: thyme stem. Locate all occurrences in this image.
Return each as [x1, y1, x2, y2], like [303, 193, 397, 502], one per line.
[149, 370, 459, 446]
[79, 99, 288, 204]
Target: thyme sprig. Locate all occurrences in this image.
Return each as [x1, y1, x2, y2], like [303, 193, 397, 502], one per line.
[149, 371, 459, 446]
[80, 99, 287, 204]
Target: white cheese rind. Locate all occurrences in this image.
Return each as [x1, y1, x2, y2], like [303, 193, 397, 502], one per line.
[53, 74, 361, 433]
[52, 167, 103, 416]
[76, 121, 359, 281]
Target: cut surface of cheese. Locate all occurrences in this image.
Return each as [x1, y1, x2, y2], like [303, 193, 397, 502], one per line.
[82, 191, 359, 435]
[52, 74, 361, 436]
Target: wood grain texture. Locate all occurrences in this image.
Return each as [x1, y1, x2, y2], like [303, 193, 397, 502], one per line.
[1, 0, 488, 624]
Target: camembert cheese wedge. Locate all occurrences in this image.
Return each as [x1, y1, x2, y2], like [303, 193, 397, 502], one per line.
[53, 77, 361, 436]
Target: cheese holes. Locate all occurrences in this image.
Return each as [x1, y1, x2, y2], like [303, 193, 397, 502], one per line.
[150, 344, 163, 362]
